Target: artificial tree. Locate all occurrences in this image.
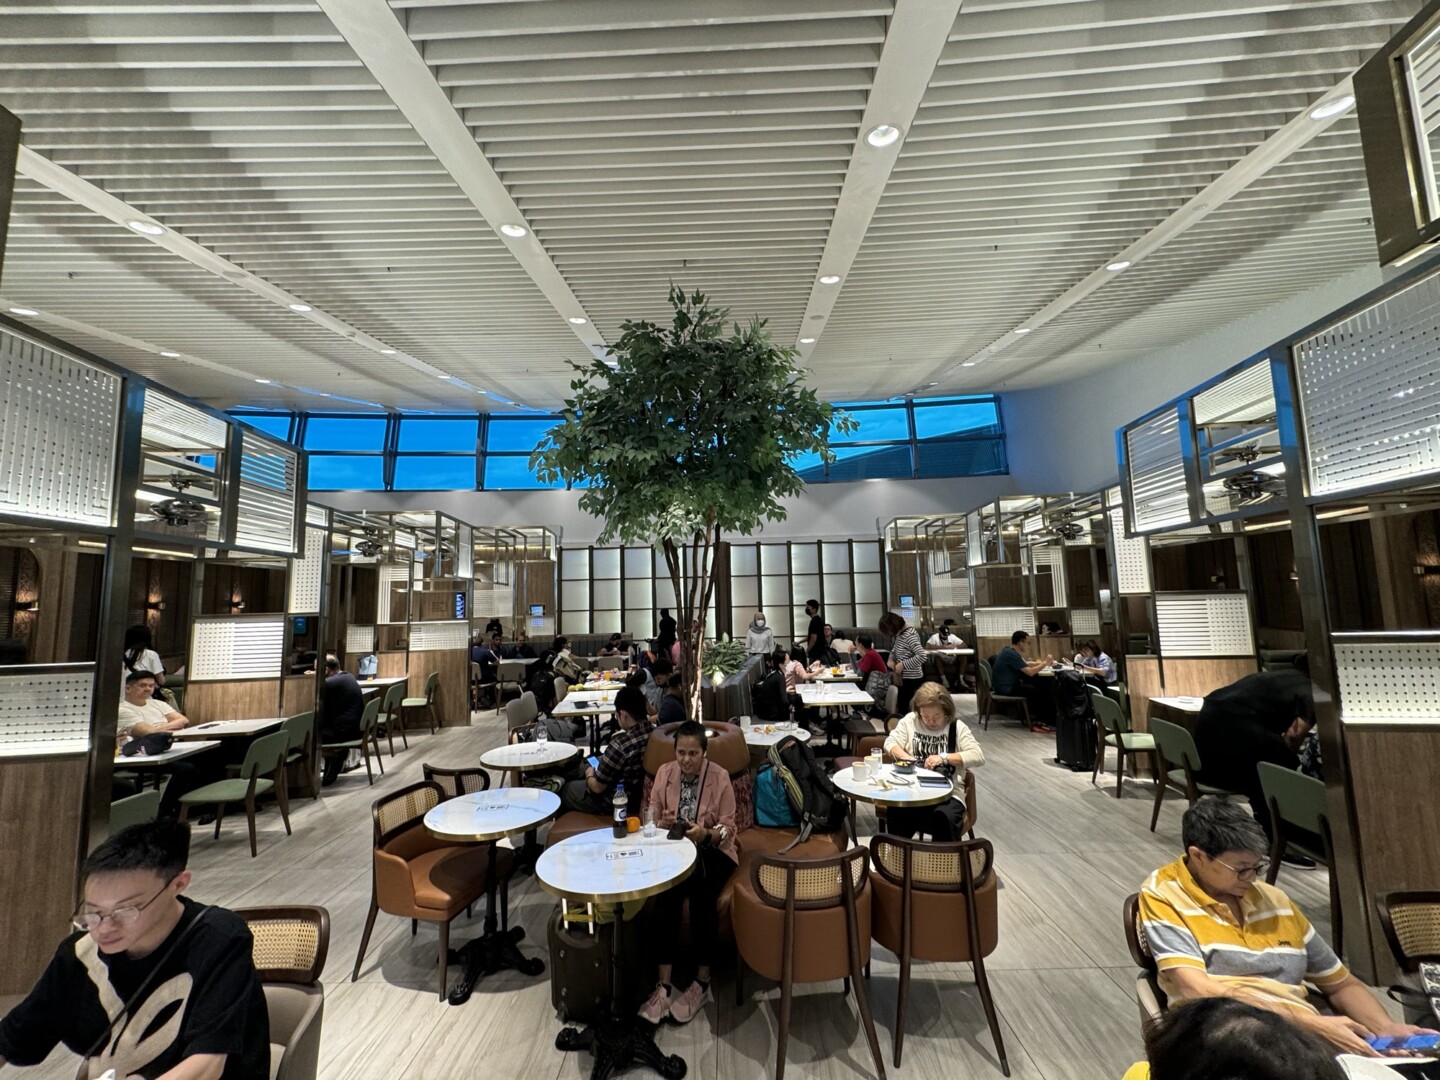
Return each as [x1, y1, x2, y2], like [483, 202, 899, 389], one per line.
[531, 286, 852, 713]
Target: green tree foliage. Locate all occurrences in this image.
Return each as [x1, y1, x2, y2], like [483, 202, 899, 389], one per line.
[531, 286, 853, 709]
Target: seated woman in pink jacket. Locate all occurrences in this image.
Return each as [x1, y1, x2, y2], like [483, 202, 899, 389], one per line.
[638, 720, 738, 1027]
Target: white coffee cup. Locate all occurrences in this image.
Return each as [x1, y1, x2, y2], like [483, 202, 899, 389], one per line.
[851, 760, 868, 781]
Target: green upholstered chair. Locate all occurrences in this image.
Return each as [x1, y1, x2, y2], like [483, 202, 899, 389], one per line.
[283, 711, 318, 801]
[110, 788, 162, 831]
[378, 681, 408, 756]
[1148, 719, 1240, 832]
[402, 671, 440, 736]
[976, 657, 1031, 731]
[1259, 762, 1341, 954]
[1090, 688, 1156, 800]
[179, 730, 293, 857]
[320, 697, 383, 786]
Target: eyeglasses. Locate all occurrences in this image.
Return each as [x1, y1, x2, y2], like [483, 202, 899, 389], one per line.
[1211, 856, 1269, 881]
[72, 879, 174, 932]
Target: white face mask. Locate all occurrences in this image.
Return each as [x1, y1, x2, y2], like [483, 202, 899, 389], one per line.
[755, 618, 765, 627]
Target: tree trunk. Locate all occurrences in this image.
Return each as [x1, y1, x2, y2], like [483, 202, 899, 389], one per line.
[662, 519, 721, 720]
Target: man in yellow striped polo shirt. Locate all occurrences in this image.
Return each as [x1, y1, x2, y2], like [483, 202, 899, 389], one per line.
[1139, 798, 1434, 1058]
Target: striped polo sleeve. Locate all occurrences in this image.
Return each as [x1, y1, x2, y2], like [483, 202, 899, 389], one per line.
[1301, 915, 1349, 989]
[1137, 873, 1206, 972]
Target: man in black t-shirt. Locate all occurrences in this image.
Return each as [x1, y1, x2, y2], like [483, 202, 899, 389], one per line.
[0, 820, 269, 1079]
[320, 654, 367, 785]
[804, 598, 825, 664]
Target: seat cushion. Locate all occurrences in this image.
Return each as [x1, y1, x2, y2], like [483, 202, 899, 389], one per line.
[409, 844, 510, 911]
[401, 697, 427, 707]
[180, 777, 274, 804]
[545, 811, 610, 848]
[1165, 769, 1231, 795]
[1107, 733, 1155, 750]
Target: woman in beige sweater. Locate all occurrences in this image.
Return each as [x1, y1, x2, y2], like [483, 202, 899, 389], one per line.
[882, 680, 985, 840]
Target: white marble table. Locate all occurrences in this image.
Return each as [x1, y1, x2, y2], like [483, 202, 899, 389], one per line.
[553, 693, 617, 718]
[1149, 695, 1204, 712]
[118, 739, 222, 766]
[796, 682, 874, 708]
[424, 788, 559, 1003]
[811, 668, 862, 683]
[357, 675, 410, 692]
[742, 723, 812, 749]
[174, 717, 285, 739]
[480, 741, 579, 773]
[831, 762, 954, 809]
[537, 829, 696, 905]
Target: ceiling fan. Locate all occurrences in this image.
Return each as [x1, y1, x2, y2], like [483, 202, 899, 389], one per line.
[1222, 470, 1287, 506]
[148, 473, 211, 528]
[1213, 444, 1281, 465]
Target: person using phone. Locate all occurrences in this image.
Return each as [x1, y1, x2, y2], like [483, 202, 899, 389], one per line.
[1122, 996, 1349, 1080]
[882, 680, 985, 840]
[637, 721, 737, 1028]
[1138, 798, 1437, 1059]
[558, 686, 653, 816]
[0, 820, 270, 1079]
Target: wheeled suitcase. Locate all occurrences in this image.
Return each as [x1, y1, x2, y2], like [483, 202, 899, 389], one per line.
[547, 901, 652, 1024]
[1052, 671, 1097, 771]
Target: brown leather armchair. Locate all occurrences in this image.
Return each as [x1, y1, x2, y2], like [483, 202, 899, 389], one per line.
[352, 781, 510, 999]
[869, 835, 1005, 1072]
[732, 849, 886, 1080]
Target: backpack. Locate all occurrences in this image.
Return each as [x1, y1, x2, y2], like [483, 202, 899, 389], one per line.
[752, 668, 788, 724]
[529, 663, 557, 711]
[768, 735, 849, 851]
[1054, 669, 1094, 722]
[863, 669, 889, 709]
[754, 764, 797, 827]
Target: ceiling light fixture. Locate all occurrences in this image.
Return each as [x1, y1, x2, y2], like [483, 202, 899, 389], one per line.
[799, 337, 816, 344]
[379, 348, 396, 355]
[1309, 94, 1356, 121]
[1105, 260, 1132, 272]
[500, 224, 528, 238]
[1013, 327, 1032, 335]
[254, 378, 272, 384]
[159, 350, 181, 358]
[961, 362, 976, 367]
[865, 124, 902, 148]
[568, 316, 588, 325]
[819, 274, 842, 285]
[9, 306, 38, 317]
[438, 374, 452, 380]
[288, 303, 312, 313]
[126, 219, 166, 236]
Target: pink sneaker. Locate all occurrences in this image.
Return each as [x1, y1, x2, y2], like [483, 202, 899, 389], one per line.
[668, 980, 712, 1024]
[638, 983, 672, 1024]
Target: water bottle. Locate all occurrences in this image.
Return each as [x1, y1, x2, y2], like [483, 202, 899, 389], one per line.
[535, 719, 548, 744]
[612, 782, 627, 838]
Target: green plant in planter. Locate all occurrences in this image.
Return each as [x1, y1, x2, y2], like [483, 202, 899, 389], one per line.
[701, 635, 748, 683]
[531, 286, 852, 712]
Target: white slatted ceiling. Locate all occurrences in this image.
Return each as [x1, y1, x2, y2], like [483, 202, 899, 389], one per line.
[1155, 593, 1253, 657]
[189, 616, 285, 680]
[0, 328, 120, 527]
[235, 429, 299, 554]
[1294, 267, 1440, 497]
[0, 1, 1418, 411]
[0, 667, 94, 754]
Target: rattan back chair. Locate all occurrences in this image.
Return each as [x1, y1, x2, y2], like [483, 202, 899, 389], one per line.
[423, 763, 493, 799]
[235, 905, 330, 1080]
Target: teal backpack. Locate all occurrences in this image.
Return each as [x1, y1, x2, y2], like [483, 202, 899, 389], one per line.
[754, 763, 797, 827]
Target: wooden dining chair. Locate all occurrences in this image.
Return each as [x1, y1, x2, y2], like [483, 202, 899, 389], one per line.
[234, 905, 330, 1080]
[378, 681, 409, 755]
[178, 730, 293, 858]
[281, 711, 318, 802]
[1259, 762, 1341, 955]
[976, 658, 1031, 731]
[1090, 688, 1156, 800]
[1148, 719, 1240, 832]
[868, 836, 1006, 1073]
[320, 697, 383, 785]
[402, 672, 441, 736]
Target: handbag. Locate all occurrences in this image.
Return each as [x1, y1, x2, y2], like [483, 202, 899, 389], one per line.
[120, 732, 174, 757]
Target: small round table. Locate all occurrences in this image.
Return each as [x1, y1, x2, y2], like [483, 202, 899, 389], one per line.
[742, 724, 811, 750]
[831, 762, 953, 821]
[537, 831, 698, 1080]
[480, 740, 579, 774]
[424, 787, 560, 1006]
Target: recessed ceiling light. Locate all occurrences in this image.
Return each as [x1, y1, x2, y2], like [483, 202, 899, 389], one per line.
[819, 274, 841, 285]
[1309, 94, 1355, 121]
[9, 306, 38, 317]
[500, 224, 528, 238]
[254, 378, 272, 384]
[568, 316, 588, 325]
[961, 362, 976, 367]
[865, 124, 902, 148]
[288, 303, 312, 313]
[438, 374, 452, 380]
[1013, 327, 1032, 335]
[799, 337, 816, 344]
[1105, 260, 1132, 272]
[160, 350, 181, 358]
[127, 219, 166, 236]
[379, 348, 396, 355]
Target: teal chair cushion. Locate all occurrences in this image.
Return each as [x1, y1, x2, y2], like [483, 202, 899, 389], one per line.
[180, 777, 275, 804]
[1106, 732, 1156, 751]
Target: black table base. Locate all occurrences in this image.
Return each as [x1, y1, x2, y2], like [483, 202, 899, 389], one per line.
[446, 925, 544, 1006]
[556, 1020, 686, 1080]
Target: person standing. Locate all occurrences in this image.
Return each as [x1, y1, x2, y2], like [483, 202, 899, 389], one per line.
[656, 608, 677, 657]
[320, 655, 366, 786]
[745, 611, 774, 657]
[122, 624, 166, 693]
[484, 616, 504, 639]
[803, 599, 825, 664]
[879, 611, 926, 716]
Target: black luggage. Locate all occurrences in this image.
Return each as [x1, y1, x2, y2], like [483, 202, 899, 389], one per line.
[547, 903, 651, 1024]
[1052, 669, 1097, 771]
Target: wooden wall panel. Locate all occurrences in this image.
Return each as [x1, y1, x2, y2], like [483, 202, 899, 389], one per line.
[1158, 658, 1257, 702]
[0, 755, 87, 994]
[1150, 538, 1239, 592]
[183, 679, 282, 723]
[376, 651, 408, 678]
[281, 675, 318, 716]
[1126, 656, 1163, 735]
[1344, 724, 1440, 983]
[1248, 531, 1304, 636]
[885, 551, 920, 611]
[404, 648, 469, 727]
[201, 564, 286, 616]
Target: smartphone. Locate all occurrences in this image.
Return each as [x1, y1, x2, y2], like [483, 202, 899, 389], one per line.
[666, 820, 690, 840]
[918, 775, 952, 787]
[1368, 1034, 1440, 1052]
[585, 755, 600, 771]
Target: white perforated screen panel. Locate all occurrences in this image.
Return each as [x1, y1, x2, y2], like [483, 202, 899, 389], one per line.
[1155, 593, 1253, 657]
[1126, 407, 1191, 533]
[141, 389, 227, 451]
[0, 666, 94, 755]
[288, 526, 326, 614]
[1110, 507, 1153, 594]
[236, 430, 299, 554]
[1333, 637, 1440, 722]
[346, 624, 376, 653]
[410, 621, 469, 652]
[966, 511, 984, 566]
[1071, 609, 1102, 636]
[1030, 545, 1067, 607]
[1193, 362, 1276, 426]
[472, 583, 514, 618]
[975, 607, 1036, 638]
[0, 329, 119, 527]
[1295, 268, 1440, 496]
[189, 617, 285, 681]
[377, 564, 409, 623]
